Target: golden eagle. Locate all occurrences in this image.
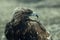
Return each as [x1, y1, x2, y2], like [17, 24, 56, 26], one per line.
[5, 8, 51, 40]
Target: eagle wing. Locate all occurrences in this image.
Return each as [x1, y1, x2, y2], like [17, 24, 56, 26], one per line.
[26, 21, 50, 40]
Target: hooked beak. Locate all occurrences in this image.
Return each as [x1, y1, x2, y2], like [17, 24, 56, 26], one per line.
[28, 13, 39, 20]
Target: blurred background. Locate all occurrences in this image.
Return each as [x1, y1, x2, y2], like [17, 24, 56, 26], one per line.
[0, 0, 60, 40]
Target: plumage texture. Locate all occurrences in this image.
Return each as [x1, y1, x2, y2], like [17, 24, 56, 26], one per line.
[5, 8, 50, 40]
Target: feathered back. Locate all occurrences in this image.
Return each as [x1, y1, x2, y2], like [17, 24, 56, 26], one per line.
[23, 20, 50, 40]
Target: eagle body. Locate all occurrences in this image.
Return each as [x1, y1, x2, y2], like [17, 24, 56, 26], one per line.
[5, 8, 51, 40]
